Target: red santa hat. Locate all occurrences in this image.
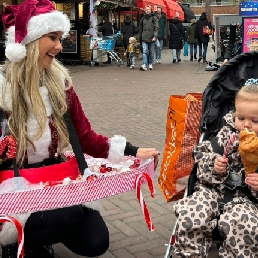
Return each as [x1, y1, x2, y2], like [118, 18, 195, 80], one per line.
[2, 0, 70, 62]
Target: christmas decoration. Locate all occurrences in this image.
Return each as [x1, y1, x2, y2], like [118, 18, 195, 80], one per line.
[93, 1, 117, 12]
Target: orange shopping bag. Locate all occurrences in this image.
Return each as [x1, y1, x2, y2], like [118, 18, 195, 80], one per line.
[158, 93, 202, 202]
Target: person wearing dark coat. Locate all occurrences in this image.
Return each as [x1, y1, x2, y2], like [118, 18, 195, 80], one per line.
[194, 12, 212, 63]
[169, 17, 185, 63]
[98, 17, 113, 64]
[186, 19, 197, 61]
[98, 17, 113, 36]
[121, 14, 136, 50]
[154, 6, 167, 64]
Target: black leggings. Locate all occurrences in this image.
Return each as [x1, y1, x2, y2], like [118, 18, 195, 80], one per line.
[24, 205, 109, 257]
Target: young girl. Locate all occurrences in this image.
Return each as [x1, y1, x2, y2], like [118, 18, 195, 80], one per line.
[0, 0, 159, 257]
[124, 36, 137, 69]
[174, 80, 258, 257]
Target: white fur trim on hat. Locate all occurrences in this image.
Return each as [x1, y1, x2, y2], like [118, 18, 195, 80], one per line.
[6, 11, 70, 62]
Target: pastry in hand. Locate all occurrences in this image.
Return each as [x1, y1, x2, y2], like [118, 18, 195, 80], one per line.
[238, 128, 258, 176]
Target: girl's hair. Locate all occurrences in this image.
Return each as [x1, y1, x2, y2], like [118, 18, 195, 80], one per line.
[129, 37, 137, 44]
[235, 84, 258, 103]
[2, 39, 72, 164]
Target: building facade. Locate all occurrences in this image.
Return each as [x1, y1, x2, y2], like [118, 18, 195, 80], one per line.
[179, 0, 241, 25]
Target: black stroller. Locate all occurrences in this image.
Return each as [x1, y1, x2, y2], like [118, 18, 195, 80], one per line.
[164, 51, 258, 258]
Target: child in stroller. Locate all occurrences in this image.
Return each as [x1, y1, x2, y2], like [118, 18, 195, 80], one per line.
[172, 52, 258, 258]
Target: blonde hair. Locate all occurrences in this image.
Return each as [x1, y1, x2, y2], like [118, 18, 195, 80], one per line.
[2, 39, 72, 164]
[235, 84, 258, 103]
[129, 37, 137, 44]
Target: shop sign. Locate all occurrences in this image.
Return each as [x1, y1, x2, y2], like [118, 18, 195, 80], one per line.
[239, 1, 258, 16]
[242, 16, 258, 53]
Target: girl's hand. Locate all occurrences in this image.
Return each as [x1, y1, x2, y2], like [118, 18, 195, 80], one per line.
[136, 148, 160, 170]
[214, 156, 228, 174]
[245, 173, 258, 191]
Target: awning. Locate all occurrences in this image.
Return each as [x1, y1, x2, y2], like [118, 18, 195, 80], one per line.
[136, 0, 167, 13]
[177, 3, 195, 23]
[163, 0, 184, 21]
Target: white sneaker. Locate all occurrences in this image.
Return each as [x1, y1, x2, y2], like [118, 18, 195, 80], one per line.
[158, 60, 161, 64]
[149, 64, 153, 70]
[156, 59, 161, 64]
[130, 65, 134, 69]
[140, 65, 147, 71]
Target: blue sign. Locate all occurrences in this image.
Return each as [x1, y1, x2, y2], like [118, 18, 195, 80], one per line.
[239, 1, 258, 16]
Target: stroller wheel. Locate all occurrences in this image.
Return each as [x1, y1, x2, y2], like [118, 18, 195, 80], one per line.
[91, 61, 95, 67]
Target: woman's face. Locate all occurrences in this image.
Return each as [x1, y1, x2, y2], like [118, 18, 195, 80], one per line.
[38, 31, 62, 70]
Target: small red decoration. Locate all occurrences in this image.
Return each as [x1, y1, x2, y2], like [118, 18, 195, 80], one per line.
[106, 167, 112, 172]
[100, 164, 107, 173]
[86, 175, 98, 181]
[0, 135, 17, 159]
[134, 158, 140, 167]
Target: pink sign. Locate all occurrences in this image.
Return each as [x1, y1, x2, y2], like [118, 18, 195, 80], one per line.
[242, 17, 258, 53]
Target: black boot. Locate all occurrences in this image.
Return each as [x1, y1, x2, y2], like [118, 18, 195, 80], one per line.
[190, 56, 193, 61]
[194, 53, 197, 60]
[25, 245, 55, 258]
[127, 58, 131, 67]
[2, 243, 18, 258]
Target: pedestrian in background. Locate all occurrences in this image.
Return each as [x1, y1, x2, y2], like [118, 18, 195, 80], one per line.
[186, 19, 197, 61]
[124, 37, 137, 69]
[195, 12, 212, 63]
[98, 17, 113, 64]
[154, 6, 167, 64]
[169, 17, 185, 63]
[121, 14, 136, 50]
[137, 5, 159, 71]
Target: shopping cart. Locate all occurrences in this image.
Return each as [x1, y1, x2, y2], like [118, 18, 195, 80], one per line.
[90, 31, 124, 67]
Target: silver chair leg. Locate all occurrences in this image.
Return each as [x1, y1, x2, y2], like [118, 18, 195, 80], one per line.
[164, 186, 189, 258]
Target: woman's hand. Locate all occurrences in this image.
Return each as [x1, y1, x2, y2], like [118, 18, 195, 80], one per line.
[245, 173, 258, 191]
[214, 156, 228, 174]
[136, 148, 160, 170]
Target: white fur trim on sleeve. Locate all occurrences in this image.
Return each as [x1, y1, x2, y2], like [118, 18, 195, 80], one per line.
[107, 135, 126, 164]
[0, 213, 31, 245]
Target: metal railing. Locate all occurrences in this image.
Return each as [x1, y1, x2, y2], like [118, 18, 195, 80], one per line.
[183, 0, 240, 7]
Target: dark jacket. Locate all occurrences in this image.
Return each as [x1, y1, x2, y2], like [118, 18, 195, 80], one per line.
[137, 13, 159, 43]
[154, 12, 167, 39]
[169, 18, 185, 49]
[186, 22, 196, 44]
[98, 19, 113, 37]
[121, 18, 135, 43]
[194, 13, 211, 44]
[224, 23, 237, 60]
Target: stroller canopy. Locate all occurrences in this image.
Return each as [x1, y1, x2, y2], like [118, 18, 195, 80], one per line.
[200, 51, 258, 140]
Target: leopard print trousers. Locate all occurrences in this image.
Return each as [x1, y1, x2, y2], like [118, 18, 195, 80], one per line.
[173, 185, 258, 258]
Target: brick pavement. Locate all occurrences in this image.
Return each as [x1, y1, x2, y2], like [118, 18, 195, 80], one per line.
[0, 46, 220, 258]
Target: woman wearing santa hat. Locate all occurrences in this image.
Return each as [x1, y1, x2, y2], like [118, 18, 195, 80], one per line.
[0, 0, 159, 257]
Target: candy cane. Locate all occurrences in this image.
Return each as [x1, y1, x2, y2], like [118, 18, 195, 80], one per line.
[0, 215, 24, 258]
[135, 172, 155, 231]
[223, 132, 236, 158]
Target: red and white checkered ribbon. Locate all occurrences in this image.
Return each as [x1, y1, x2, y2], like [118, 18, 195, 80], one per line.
[0, 215, 24, 258]
[135, 172, 155, 231]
